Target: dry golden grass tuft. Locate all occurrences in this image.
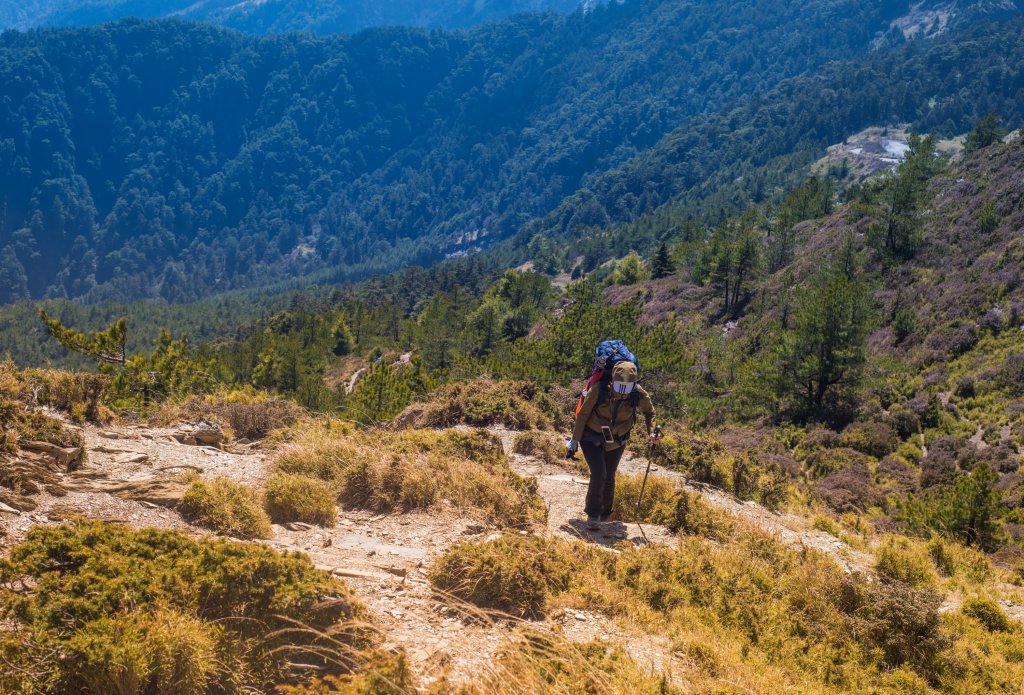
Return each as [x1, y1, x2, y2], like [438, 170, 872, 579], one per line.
[152, 388, 304, 440]
[264, 472, 339, 526]
[429, 519, 1024, 693]
[178, 476, 272, 539]
[511, 429, 564, 465]
[270, 420, 546, 527]
[430, 534, 591, 618]
[460, 631, 681, 695]
[395, 379, 560, 430]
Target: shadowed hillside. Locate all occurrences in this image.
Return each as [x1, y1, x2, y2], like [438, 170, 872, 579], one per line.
[0, 0, 985, 304]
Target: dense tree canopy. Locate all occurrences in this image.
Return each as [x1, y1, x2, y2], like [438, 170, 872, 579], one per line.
[524, 15, 1024, 262]
[1, 0, 580, 34]
[0, 0, 926, 304]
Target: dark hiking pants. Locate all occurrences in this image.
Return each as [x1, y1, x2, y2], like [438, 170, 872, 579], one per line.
[581, 440, 626, 519]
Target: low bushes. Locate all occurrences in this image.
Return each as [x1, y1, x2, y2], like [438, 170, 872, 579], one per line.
[875, 538, 938, 588]
[0, 521, 367, 694]
[961, 597, 1013, 633]
[178, 477, 272, 539]
[429, 523, 1024, 692]
[648, 427, 729, 487]
[649, 427, 790, 508]
[270, 423, 546, 526]
[264, 473, 338, 526]
[511, 430, 564, 465]
[153, 390, 304, 440]
[16, 367, 110, 424]
[395, 379, 559, 430]
[1, 358, 110, 424]
[0, 360, 87, 462]
[840, 420, 900, 458]
[430, 534, 586, 617]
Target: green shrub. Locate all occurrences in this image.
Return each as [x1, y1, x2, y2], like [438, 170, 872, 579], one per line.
[926, 538, 956, 577]
[875, 539, 936, 588]
[962, 597, 1012, 633]
[264, 473, 338, 526]
[840, 421, 899, 458]
[430, 535, 584, 617]
[62, 608, 217, 695]
[977, 199, 1000, 234]
[178, 477, 272, 539]
[803, 447, 866, 480]
[890, 407, 922, 439]
[0, 521, 365, 694]
[648, 428, 729, 487]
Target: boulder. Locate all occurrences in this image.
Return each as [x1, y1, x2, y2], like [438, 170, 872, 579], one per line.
[172, 421, 227, 448]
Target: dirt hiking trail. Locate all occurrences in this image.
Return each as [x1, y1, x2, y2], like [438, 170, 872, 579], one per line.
[4, 418, 1021, 687]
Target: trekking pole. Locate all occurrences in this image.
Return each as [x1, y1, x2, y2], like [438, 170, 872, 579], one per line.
[635, 450, 653, 519]
[634, 426, 661, 543]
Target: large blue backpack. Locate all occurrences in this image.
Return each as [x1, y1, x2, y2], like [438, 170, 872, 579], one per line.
[574, 340, 639, 417]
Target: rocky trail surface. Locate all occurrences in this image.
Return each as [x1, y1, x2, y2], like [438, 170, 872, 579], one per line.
[4, 419, 1023, 686]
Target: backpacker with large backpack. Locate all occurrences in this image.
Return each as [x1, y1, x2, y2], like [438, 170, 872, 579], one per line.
[574, 339, 640, 419]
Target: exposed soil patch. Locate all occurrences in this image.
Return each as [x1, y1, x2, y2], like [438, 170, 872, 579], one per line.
[5, 417, 1024, 688]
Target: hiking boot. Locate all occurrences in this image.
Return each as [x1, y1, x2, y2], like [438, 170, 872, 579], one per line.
[586, 516, 601, 530]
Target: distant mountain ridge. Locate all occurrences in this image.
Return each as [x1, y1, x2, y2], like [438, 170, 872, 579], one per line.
[0, 0, 928, 305]
[1, 0, 581, 34]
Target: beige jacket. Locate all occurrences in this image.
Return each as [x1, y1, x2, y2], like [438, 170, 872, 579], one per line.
[572, 362, 655, 448]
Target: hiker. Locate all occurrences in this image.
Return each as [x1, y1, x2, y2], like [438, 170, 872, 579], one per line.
[567, 359, 658, 530]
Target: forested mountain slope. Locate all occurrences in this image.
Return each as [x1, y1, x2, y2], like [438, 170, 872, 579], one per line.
[521, 15, 1024, 266]
[0, 0, 932, 304]
[0, 0, 580, 35]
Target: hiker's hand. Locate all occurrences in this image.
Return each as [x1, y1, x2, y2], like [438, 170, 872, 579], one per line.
[565, 439, 578, 458]
[649, 426, 663, 443]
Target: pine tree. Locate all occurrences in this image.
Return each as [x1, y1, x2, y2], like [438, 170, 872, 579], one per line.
[649, 243, 675, 278]
[348, 359, 412, 424]
[0, 248, 29, 303]
[39, 309, 127, 366]
[779, 235, 872, 416]
[729, 227, 760, 310]
[331, 318, 355, 356]
[863, 133, 943, 260]
[944, 463, 1003, 550]
[39, 310, 212, 407]
[964, 112, 1007, 154]
[465, 300, 503, 356]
